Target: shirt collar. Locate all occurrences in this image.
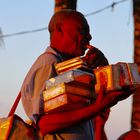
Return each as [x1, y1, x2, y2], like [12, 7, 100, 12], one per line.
[45, 46, 63, 61]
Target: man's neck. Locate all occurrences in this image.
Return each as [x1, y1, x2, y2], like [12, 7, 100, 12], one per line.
[51, 46, 76, 60]
[60, 52, 75, 60]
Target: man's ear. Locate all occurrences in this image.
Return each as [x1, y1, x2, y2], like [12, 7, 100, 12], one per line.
[56, 23, 63, 34]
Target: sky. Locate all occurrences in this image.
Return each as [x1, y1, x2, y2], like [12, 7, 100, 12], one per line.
[0, 0, 134, 139]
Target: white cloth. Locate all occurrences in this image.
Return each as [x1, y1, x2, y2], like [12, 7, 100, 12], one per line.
[21, 47, 61, 121]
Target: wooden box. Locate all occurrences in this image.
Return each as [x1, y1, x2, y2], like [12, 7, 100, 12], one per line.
[43, 93, 91, 113]
[55, 56, 88, 74]
[127, 63, 140, 86]
[93, 64, 121, 93]
[45, 69, 95, 89]
[43, 82, 94, 101]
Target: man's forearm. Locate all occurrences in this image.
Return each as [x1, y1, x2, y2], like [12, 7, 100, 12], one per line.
[38, 103, 100, 134]
[38, 86, 132, 134]
[94, 124, 107, 140]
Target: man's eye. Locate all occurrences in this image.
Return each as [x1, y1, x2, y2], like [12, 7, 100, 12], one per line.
[79, 30, 85, 35]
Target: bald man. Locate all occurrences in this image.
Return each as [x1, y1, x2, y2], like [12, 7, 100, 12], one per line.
[21, 10, 133, 140]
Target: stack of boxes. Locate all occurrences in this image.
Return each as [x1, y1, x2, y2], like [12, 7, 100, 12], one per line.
[43, 57, 95, 113]
[94, 63, 140, 94]
[42, 57, 140, 114]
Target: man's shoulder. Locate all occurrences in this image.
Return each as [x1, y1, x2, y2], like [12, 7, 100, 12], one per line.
[26, 46, 62, 74]
[37, 46, 62, 62]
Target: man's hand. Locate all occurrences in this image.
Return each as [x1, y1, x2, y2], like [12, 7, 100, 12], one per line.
[94, 109, 110, 127]
[93, 109, 110, 140]
[94, 72, 135, 112]
[83, 45, 109, 69]
[97, 89, 134, 112]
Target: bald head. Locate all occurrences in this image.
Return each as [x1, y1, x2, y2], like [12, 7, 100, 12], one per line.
[48, 10, 87, 34]
[48, 9, 91, 58]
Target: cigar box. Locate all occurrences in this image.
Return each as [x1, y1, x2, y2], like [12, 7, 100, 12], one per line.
[118, 62, 132, 86]
[126, 63, 140, 87]
[118, 62, 140, 87]
[44, 93, 90, 113]
[45, 69, 95, 89]
[43, 82, 94, 101]
[93, 64, 122, 93]
[55, 56, 88, 74]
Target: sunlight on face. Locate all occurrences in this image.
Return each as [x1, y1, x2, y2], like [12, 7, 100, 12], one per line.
[61, 16, 91, 57]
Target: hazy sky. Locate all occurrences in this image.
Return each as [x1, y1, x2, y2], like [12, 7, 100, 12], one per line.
[0, 0, 134, 139]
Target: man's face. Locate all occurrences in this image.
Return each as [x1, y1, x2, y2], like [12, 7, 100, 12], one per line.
[61, 16, 92, 57]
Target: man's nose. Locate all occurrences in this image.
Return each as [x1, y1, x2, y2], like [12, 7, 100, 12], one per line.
[86, 33, 92, 41]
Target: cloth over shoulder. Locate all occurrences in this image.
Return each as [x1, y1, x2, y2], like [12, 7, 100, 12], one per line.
[21, 47, 62, 122]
